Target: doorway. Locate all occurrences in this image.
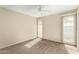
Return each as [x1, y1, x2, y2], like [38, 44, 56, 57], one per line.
[37, 19, 43, 38]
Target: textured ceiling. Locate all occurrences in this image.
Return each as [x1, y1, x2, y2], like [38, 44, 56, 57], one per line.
[0, 5, 78, 17]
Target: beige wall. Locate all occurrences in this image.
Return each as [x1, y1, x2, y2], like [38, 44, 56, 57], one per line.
[77, 8, 79, 48]
[42, 15, 61, 42]
[0, 8, 37, 48]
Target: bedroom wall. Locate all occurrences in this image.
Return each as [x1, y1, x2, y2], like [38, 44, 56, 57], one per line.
[0, 8, 37, 48]
[42, 15, 61, 42]
[77, 8, 79, 49]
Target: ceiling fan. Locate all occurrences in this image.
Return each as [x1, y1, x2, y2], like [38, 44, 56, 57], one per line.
[37, 5, 53, 16]
[37, 5, 53, 12]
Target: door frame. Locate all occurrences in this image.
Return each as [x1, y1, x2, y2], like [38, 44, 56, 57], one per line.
[36, 18, 43, 39]
[61, 13, 77, 46]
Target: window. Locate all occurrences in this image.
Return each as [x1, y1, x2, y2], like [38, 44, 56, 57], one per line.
[62, 14, 76, 45]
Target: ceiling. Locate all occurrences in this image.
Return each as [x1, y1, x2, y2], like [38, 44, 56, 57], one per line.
[0, 5, 78, 17]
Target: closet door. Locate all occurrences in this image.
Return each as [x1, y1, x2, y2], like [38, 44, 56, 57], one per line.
[62, 15, 76, 45]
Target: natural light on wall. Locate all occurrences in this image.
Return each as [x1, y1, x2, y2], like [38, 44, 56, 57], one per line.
[24, 19, 43, 48]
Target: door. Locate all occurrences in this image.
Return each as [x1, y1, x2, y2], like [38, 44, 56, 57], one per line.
[37, 19, 43, 38]
[62, 14, 76, 45]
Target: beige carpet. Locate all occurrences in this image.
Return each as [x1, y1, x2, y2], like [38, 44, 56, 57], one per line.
[0, 39, 79, 54]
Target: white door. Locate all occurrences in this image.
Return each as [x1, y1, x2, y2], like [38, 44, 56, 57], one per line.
[37, 19, 43, 38]
[62, 15, 76, 45]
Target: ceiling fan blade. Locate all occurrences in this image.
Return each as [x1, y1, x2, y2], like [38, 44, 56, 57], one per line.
[38, 5, 42, 12]
[38, 5, 53, 12]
